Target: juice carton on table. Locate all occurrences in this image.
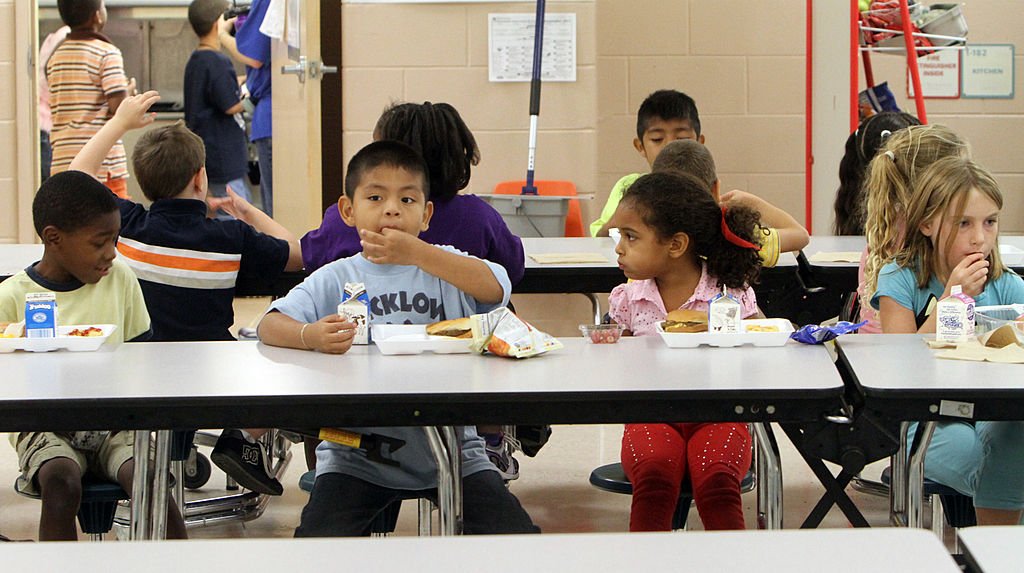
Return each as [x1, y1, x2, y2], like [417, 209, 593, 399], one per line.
[936, 285, 975, 343]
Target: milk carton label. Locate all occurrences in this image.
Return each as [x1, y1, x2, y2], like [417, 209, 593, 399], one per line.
[25, 292, 57, 339]
[708, 287, 741, 333]
[338, 282, 370, 344]
[936, 285, 975, 343]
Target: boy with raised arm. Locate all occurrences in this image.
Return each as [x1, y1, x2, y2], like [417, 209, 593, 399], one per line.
[259, 140, 539, 536]
[69, 91, 302, 496]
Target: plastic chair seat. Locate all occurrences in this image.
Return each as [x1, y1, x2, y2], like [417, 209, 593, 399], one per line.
[15, 476, 130, 536]
[589, 462, 756, 530]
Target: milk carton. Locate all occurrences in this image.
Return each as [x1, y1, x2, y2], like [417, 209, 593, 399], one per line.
[708, 286, 741, 333]
[936, 285, 975, 343]
[337, 282, 370, 344]
[25, 292, 58, 339]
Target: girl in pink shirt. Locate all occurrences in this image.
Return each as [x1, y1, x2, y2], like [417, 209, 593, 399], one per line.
[606, 172, 763, 531]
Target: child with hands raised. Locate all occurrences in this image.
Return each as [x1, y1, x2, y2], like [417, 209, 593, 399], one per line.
[606, 172, 763, 531]
[872, 156, 1024, 526]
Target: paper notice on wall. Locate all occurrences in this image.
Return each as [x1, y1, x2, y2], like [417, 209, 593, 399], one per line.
[488, 13, 576, 83]
[962, 44, 1015, 99]
[907, 49, 960, 99]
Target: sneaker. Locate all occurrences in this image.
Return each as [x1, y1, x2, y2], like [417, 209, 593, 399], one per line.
[211, 430, 284, 496]
[485, 433, 521, 481]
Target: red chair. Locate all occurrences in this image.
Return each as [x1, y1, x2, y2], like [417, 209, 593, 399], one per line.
[493, 180, 584, 237]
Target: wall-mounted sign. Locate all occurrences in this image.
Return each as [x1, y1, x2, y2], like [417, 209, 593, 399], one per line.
[907, 49, 960, 99]
[488, 13, 577, 83]
[962, 44, 1015, 99]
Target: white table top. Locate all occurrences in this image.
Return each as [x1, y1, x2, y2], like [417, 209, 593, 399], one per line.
[778, 235, 1024, 269]
[0, 243, 42, 279]
[0, 529, 959, 573]
[521, 237, 618, 269]
[836, 334, 1024, 420]
[958, 526, 1022, 573]
[0, 337, 843, 431]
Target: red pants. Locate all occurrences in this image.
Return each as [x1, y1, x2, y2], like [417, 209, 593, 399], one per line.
[621, 422, 751, 531]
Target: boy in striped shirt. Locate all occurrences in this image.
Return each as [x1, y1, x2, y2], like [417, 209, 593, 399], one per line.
[71, 90, 304, 496]
[47, 0, 132, 198]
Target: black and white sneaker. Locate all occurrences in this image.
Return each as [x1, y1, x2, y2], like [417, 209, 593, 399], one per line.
[211, 430, 283, 496]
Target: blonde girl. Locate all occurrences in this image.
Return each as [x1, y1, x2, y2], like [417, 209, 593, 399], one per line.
[859, 124, 970, 333]
[872, 156, 1024, 525]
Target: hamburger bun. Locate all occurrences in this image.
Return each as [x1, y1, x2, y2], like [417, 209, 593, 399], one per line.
[662, 309, 708, 333]
[426, 317, 473, 339]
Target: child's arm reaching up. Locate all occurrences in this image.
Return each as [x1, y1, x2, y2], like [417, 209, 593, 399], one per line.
[359, 229, 506, 304]
[719, 190, 810, 253]
[70, 90, 160, 178]
[258, 310, 357, 354]
[208, 187, 305, 271]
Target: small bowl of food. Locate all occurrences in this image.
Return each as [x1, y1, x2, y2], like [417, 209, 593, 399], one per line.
[975, 305, 1024, 344]
[579, 323, 626, 344]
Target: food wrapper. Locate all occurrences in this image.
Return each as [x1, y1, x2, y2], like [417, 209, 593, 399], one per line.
[790, 321, 867, 345]
[469, 307, 563, 359]
[337, 282, 370, 344]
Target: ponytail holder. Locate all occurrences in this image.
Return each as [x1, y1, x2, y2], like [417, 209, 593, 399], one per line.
[884, 150, 896, 161]
[720, 206, 761, 251]
[880, 129, 893, 139]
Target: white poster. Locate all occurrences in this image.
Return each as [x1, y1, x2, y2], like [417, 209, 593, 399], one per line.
[488, 13, 577, 83]
[962, 44, 1015, 99]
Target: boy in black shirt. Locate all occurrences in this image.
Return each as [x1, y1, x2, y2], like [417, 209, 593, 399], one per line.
[184, 0, 253, 217]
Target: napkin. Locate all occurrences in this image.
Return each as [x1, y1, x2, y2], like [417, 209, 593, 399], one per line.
[928, 339, 1024, 364]
[529, 253, 609, 264]
[808, 251, 863, 263]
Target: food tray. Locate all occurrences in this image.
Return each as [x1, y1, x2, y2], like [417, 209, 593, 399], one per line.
[372, 324, 473, 356]
[0, 324, 117, 353]
[656, 318, 794, 348]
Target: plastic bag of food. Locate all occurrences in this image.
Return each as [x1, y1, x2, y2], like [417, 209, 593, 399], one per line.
[469, 307, 563, 358]
[790, 321, 867, 345]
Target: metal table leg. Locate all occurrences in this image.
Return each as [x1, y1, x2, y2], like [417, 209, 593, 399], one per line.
[906, 421, 936, 529]
[150, 430, 172, 539]
[440, 426, 464, 535]
[423, 427, 457, 536]
[752, 423, 783, 530]
[130, 430, 152, 540]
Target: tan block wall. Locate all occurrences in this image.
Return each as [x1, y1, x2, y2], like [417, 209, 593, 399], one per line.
[340, 1, 598, 205]
[0, 0, 19, 242]
[596, 0, 808, 229]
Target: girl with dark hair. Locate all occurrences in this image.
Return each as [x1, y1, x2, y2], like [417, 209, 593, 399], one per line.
[606, 172, 763, 531]
[833, 112, 920, 235]
[300, 101, 524, 285]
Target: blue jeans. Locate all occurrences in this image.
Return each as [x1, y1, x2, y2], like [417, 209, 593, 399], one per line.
[208, 177, 253, 221]
[914, 420, 1024, 510]
[255, 137, 273, 217]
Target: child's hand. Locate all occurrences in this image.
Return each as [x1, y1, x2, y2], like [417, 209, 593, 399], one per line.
[306, 314, 357, 354]
[207, 185, 253, 220]
[720, 189, 765, 210]
[359, 229, 425, 266]
[946, 252, 989, 298]
[219, 16, 236, 36]
[111, 91, 160, 131]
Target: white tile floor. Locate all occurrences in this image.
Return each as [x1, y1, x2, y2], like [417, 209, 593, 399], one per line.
[0, 297, 904, 541]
